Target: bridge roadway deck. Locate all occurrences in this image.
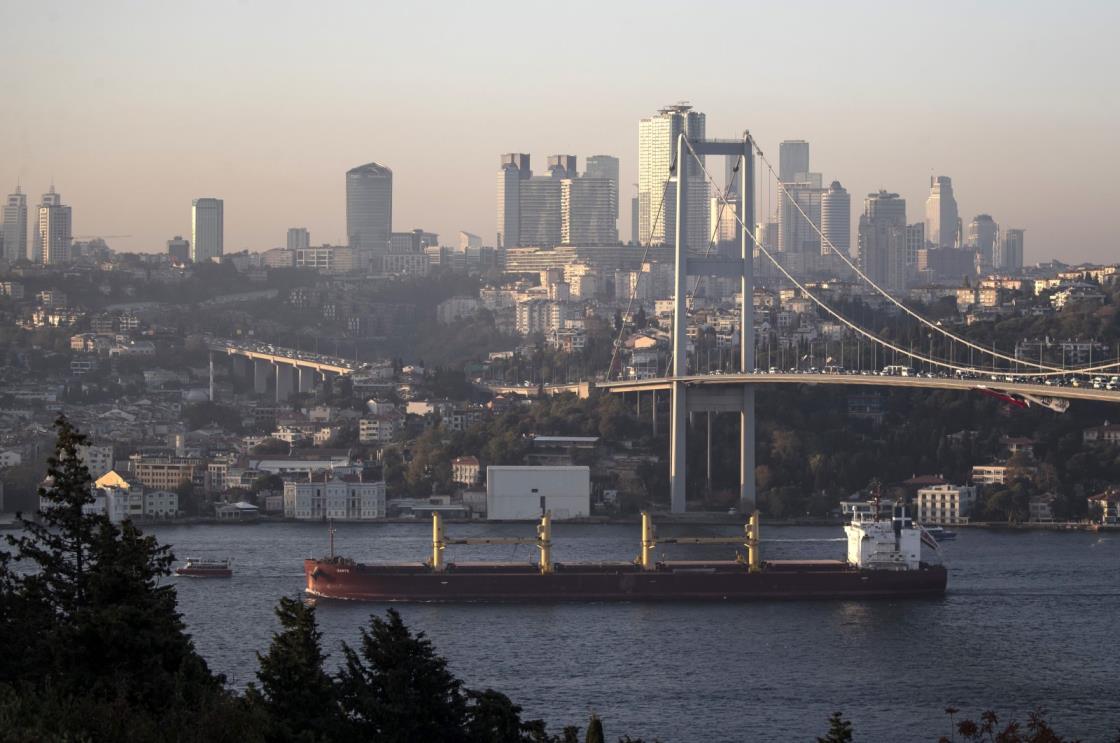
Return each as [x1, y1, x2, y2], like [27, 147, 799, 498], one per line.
[206, 339, 361, 376]
[597, 372, 1120, 404]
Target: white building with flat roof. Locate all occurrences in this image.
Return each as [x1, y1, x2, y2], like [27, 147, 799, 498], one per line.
[486, 465, 590, 520]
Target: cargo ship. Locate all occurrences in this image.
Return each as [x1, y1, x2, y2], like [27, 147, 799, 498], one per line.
[304, 504, 947, 602]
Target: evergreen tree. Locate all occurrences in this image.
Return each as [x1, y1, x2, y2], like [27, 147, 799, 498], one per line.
[585, 713, 605, 743]
[0, 416, 254, 742]
[818, 711, 853, 743]
[247, 595, 340, 743]
[337, 608, 468, 742]
[464, 688, 528, 742]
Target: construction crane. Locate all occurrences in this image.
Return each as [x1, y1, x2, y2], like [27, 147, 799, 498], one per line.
[73, 235, 132, 240]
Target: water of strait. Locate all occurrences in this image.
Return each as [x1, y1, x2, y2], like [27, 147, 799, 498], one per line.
[153, 521, 1120, 742]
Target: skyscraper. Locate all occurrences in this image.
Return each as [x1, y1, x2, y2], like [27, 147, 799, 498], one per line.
[167, 236, 190, 263]
[710, 196, 738, 250]
[562, 177, 617, 245]
[496, 153, 530, 248]
[778, 140, 810, 183]
[638, 103, 708, 248]
[191, 198, 223, 262]
[925, 176, 960, 249]
[967, 214, 998, 267]
[905, 223, 925, 270]
[858, 191, 907, 292]
[518, 174, 563, 248]
[346, 162, 393, 263]
[38, 187, 72, 265]
[287, 227, 310, 251]
[585, 155, 620, 229]
[3, 187, 27, 263]
[777, 174, 823, 253]
[820, 181, 851, 256]
[630, 196, 639, 245]
[996, 228, 1025, 272]
[547, 155, 578, 179]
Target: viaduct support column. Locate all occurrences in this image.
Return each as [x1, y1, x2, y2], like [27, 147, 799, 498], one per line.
[298, 367, 316, 394]
[275, 364, 295, 402]
[253, 359, 270, 395]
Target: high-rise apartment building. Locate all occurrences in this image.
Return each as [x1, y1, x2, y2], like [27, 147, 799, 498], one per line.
[925, 176, 960, 249]
[496, 153, 531, 248]
[191, 198, 224, 262]
[820, 181, 851, 256]
[2, 187, 28, 263]
[630, 196, 639, 245]
[905, 223, 925, 270]
[967, 214, 998, 267]
[517, 174, 563, 248]
[584, 155, 620, 228]
[38, 187, 72, 265]
[778, 140, 810, 184]
[858, 191, 907, 292]
[346, 162, 392, 263]
[167, 236, 190, 263]
[499, 154, 616, 248]
[548, 155, 578, 179]
[287, 227, 310, 251]
[996, 228, 1025, 272]
[777, 174, 823, 254]
[710, 196, 738, 250]
[638, 103, 708, 248]
[562, 178, 617, 245]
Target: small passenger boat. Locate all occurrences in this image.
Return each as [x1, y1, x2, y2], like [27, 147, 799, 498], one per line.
[174, 557, 233, 577]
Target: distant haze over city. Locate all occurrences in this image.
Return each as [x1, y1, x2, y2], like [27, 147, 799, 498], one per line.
[1, 1, 1117, 263]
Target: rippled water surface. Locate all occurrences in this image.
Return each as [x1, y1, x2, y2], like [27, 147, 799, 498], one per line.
[153, 522, 1120, 742]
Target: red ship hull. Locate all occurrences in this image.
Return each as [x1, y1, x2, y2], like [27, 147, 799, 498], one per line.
[304, 559, 947, 602]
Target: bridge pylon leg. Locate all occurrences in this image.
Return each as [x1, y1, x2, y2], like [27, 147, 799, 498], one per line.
[670, 381, 687, 513]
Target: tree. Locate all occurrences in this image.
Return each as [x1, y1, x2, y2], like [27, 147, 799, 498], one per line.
[1, 416, 252, 741]
[818, 711, 853, 743]
[585, 713, 605, 743]
[8, 416, 104, 644]
[247, 596, 339, 743]
[464, 688, 538, 742]
[337, 608, 468, 742]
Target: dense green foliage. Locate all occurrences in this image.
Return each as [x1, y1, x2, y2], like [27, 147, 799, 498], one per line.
[0, 416, 254, 741]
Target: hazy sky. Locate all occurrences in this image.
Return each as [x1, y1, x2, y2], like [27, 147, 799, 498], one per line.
[1, 1, 1117, 263]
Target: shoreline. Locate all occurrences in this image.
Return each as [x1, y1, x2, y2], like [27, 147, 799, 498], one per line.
[136, 516, 1120, 532]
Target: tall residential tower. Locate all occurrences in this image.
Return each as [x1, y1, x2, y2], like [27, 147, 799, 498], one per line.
[38, 187, 72, 265]
[346, 162, 393, 264]
[191, 198, 224, 262]
[820, 181, 851, 256]
[925, 176, 960, 249]
[2, 187, 28, 263]
[638, 103, 708, 248]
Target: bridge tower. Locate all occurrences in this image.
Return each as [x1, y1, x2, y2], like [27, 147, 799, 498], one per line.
[669, 133, 756, 513]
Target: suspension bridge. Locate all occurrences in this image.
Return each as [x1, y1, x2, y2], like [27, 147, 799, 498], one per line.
[594, 129, 1120, 514]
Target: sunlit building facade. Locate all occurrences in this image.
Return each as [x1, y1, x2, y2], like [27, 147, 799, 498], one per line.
[638, 103, 708, 248]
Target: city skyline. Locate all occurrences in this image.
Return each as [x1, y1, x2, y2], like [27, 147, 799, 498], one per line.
[1, 2, 1117, 263]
